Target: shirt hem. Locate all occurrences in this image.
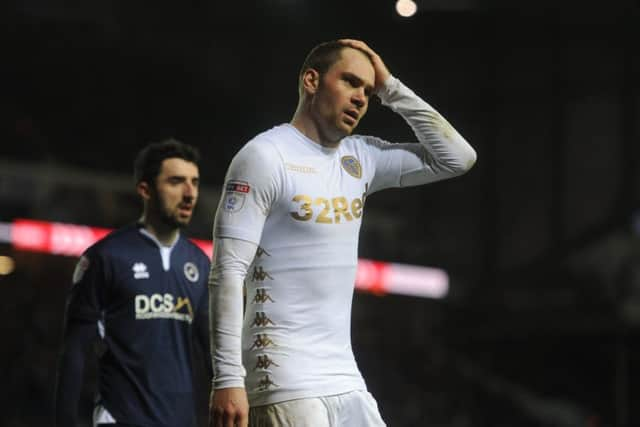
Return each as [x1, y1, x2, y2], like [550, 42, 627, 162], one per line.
[248, 382, 368, 407]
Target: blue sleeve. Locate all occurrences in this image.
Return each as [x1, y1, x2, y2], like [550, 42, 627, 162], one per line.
[194, 257, 213, 380]
[54, 252, 104, 427]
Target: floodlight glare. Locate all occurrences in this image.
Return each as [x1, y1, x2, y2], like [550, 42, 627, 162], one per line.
[396, 0, 417, 17]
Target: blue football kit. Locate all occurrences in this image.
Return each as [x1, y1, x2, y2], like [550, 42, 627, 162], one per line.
[56, 223, 211, 427]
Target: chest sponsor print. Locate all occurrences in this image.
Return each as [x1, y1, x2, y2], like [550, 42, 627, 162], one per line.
[134, 293, 194, 323]
[289, 194, 365, 224]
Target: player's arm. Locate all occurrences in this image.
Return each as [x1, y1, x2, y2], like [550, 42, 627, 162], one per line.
[208, 237, 256, 427]
[194, 260, 214, 381]
[340, 39, 477, 192]
[55, 318, 96, 427]
[373, 75, 476, 188]
[54, 254, 102, 427]
[208, 140, 280, 427]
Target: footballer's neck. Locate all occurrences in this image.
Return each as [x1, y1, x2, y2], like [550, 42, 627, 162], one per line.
[140, 214, 179, 247]
[291, 109, 341, 149]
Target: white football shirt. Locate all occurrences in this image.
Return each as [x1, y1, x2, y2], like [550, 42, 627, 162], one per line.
[211, 76, 476, 406]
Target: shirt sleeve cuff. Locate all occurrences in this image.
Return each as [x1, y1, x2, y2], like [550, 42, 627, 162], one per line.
[213, 378, 246, 390]
[376, 74, 400, 105]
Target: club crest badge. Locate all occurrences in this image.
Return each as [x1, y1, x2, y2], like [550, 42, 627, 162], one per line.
[184, 262, 199, 283]
[341, 155, 362, 179]
[223, 180, 250, 213]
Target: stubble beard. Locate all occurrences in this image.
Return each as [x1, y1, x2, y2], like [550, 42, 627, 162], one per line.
[162, 208, 190, 229]
[152, 199, 191, 230]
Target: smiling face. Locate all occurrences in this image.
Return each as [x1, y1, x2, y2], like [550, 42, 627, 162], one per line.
[144, 157, 200, 229]
[308, 47, 375, 144]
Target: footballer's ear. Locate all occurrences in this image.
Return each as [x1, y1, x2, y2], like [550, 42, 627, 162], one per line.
[136, 181, 151, 201]
[302, 68, 320, 95]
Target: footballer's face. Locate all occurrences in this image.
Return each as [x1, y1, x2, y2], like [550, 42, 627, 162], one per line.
[309, 48, 375, 144]
[148, 158, 199, 229]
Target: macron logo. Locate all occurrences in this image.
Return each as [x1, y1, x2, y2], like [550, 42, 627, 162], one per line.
[132, 262, 149, 279]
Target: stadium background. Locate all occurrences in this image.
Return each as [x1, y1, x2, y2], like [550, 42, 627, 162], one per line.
[2, 0, 640, 425]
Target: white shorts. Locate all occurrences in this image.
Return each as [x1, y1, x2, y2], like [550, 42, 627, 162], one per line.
[249, 390, 386, 427]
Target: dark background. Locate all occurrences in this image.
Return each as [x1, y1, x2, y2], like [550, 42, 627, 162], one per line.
[2, 0, 640, 426]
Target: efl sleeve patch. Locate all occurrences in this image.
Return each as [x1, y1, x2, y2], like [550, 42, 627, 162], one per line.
[226, 181, 251, 193]
[223, 180, 251, 212]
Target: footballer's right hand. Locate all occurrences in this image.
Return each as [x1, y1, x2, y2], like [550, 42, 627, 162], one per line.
[209, 387, 249, 427]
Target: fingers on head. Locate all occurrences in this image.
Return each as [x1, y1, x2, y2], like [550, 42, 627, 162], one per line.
[339, 38, 365, 48]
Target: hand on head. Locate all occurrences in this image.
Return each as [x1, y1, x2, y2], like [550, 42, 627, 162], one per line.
[338, 39, 391, 93]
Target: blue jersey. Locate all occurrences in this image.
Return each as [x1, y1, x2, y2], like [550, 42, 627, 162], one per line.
[57, 223, 211, 427]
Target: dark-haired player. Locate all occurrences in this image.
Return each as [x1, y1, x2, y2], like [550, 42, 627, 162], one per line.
[55, 139, 211, 427]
